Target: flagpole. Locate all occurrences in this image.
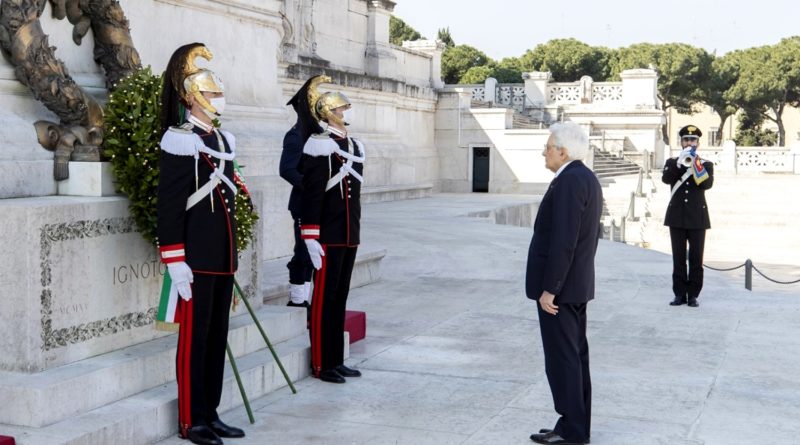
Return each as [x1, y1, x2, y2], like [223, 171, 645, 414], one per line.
[234, 278, 297, 394]
[226, 343, 255, 424]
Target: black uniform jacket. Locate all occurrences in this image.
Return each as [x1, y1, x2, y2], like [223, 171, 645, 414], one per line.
[662, 157, 714, 230]
[280, 126, 304, 217]
[157, 124, 238, 273]
[526, 161, 603, 304]
[299, 132, 363, 247]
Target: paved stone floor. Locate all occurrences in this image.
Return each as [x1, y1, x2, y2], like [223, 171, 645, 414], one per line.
[158, 194, 800, 445]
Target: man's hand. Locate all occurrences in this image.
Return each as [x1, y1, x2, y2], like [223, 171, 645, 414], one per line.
[167, 261, 193, 301]
[304, 239, 325, 270]
[539, 291, 559, 315]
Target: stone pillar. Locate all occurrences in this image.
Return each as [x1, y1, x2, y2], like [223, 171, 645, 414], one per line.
[523, 71, 551, 106]
[790, 143, 800, 174]
[366, 0, 397, 79]
[720, 139, 737, 173]
[402, 39, 446, 89]
[484, 77, 497, 104]
[621, 69, 658, 108]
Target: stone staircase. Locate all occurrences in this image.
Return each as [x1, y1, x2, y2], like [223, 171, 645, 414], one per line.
[0, 245, 387, 445]
[0, 305, 310, 445]
[592, 150, 642, 179]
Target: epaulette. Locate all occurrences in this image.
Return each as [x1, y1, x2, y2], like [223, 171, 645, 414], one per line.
[160, 126, 203, 156]
[303, 132, 336, 157]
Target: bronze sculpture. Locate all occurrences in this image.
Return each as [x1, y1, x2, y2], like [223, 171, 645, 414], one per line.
[0, 0, 140, 180]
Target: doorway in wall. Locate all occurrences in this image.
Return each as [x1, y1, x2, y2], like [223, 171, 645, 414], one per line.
[472, 147, 489, 192]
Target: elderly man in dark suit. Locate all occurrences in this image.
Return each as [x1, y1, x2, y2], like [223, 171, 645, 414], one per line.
[526, 122, 602, 445]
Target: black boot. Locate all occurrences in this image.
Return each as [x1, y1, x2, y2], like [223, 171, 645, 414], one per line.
[687, 297, 699, 307]
[669, 296, 687, 306]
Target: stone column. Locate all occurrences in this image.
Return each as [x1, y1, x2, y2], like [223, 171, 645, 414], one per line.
[621, 68, 658, 108]
[523, 71, 551, 106]
[484, 77, 497, 104]
[402, 39, 446, 88]
[720, 139, 737, 174]
[366, 0, 397, 78]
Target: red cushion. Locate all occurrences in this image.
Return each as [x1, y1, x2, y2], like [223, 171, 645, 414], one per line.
[0, 436, 16, 445]
[344, 310, 366, 344]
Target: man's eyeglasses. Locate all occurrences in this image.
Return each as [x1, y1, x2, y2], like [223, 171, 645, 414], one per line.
[543, 144, 558, 151]
[681, 137, 699, 143]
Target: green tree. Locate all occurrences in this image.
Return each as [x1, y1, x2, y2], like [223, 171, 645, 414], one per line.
[460, 65, 494, 84]
[437, 27, 455, 48]
[725, 38, 800, 146]
[460, 61, 522, 84]
[734, 109, 777, 146]
[613, 43, 712, 140]
[389, 16, 423, 46]
[441, 44, 490, 84]
[519, 38, 613, 81]
[698, 51, 741, 145]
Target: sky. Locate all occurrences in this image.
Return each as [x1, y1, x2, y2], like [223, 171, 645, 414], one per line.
[392, 0, 799, 60]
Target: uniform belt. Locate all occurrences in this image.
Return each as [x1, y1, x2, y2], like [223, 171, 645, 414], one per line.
[670, 169, 693, 200]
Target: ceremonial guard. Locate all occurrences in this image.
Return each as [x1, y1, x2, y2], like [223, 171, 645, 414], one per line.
[280, 76, 327, 310]
[157, 43, 245, 445]
[662, 125, 714, 308]
[299, 77, 365, 383]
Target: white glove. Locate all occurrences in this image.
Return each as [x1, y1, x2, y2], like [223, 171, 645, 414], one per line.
[304, 239, 325, 270]
[167, 262, 194, 301]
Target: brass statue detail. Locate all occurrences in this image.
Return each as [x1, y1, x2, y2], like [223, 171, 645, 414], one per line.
[0, 0, 141, 180]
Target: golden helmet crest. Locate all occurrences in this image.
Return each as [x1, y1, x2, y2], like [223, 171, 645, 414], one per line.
[315, 92, 351, 125]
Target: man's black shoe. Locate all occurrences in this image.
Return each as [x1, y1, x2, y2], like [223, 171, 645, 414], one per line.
[335, 364, 362, 377]
[286, 300, 310, 308]
[318, 369, 346, 384]
[185, 425, 223, 445]
[530, 431, 586, 444]
[669, 296, 687, 306]
[688, 297, 699, 307]
[209, 419, 245, 438]
[536, 430, 590, 444]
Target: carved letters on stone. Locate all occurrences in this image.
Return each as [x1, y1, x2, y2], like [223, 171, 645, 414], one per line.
[38, 217, 156, 351]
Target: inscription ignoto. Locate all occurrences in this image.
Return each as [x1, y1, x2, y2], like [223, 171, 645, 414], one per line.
[40, 217, 158, 351]
[113, 259, 166, 285]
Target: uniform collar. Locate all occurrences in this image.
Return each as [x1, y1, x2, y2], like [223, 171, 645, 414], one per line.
[327, 125, 347, 138]
[187, 114, 214, 133]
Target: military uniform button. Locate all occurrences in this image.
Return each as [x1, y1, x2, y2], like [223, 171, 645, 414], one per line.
[685, 190, 689, 194]
[225, 199, 229, 203]
[684, 199, 688, 202]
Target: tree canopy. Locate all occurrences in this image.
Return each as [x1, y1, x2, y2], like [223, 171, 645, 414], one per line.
[441, 45, 490, 84]
[520, 38, 614, 82]
[389, 16, 423, 46]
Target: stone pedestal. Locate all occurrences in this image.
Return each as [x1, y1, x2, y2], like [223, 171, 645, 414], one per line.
[523, 71, 551, 106]
[0, 196, 258, 373]
[621, 69, 658, 108]
[57, 162, 117, 196]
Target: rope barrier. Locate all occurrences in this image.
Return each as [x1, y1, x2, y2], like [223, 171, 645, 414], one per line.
[703, 263, 746, 272]
[704, 259, 799, 290]
[752, 264, 800, 285]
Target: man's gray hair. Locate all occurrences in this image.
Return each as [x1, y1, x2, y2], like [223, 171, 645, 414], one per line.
[549, 121, 589, 160]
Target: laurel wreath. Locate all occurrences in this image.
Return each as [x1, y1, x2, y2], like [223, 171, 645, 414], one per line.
[102, 67, 258, 251]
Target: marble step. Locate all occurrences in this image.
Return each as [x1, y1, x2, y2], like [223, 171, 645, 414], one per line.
[0, 305, 306, 428]
[261, 245, 387, 304]
[1, 336, 310, 445]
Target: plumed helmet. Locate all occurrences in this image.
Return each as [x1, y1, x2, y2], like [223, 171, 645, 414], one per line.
[315, 91, 351, 126]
